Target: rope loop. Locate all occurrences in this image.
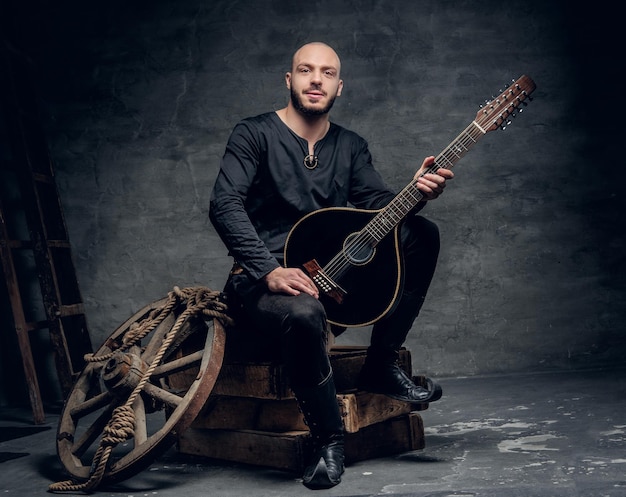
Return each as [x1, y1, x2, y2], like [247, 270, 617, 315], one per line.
[102, 405, 136, 446]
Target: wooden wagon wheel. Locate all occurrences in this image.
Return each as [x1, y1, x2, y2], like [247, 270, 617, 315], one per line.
[50, 286, 230, 492]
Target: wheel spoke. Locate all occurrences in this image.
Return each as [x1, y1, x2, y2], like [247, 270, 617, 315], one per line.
[132, 396, 148, 446]
[71, 405, 117, 458]
[142, 382, 183, 409]
[69, 390, 112, 419]
[152, 350, 204, 378]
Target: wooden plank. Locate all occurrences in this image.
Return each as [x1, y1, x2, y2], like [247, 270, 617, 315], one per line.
[191, 388, 422, 434]
[192, 395, 358, 433]
[343, 392, 414, 431]
[178, 427, 310, 472]
[340, 392, 427, 432]
[213, 346, 414, 400]
[178, 412, 425, 471]
[192, 396, 305, 432]
[212, 362, 292, 399]
[345, 412, 425, 463]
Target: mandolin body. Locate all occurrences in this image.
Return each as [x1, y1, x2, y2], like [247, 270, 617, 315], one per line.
[284, 207, 404, 327]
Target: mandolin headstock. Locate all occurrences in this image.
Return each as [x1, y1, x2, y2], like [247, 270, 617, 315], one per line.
[475, 75, 537, 133]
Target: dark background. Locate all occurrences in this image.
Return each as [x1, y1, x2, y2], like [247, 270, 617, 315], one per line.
[1, 0, 624, 406]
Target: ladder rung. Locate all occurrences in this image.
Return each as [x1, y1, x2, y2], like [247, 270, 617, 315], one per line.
[6, 239, 34, 249]
[32, 172, 54, 184]
[5, 239, 71, 249]
[0, 240, 71, 250]
[46, 240, 72, 248]
[25, 320, 50, 332]
[59, 303, 86, 317]
[23, 304, 86, 330]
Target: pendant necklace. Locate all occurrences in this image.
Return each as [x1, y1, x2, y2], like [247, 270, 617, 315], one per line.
[303, 154, 318, 170]
[299, 122, 329, 170]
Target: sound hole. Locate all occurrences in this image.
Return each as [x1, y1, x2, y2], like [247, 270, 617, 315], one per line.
[343, 232, 375, 266]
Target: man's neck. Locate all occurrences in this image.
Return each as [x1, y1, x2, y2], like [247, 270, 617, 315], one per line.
[276, 105, 330, 146]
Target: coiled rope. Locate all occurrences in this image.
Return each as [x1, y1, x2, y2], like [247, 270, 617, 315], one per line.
[49, 286, 233, 493]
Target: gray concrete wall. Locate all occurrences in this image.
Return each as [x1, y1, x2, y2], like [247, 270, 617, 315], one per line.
[8, 0, 625, 383]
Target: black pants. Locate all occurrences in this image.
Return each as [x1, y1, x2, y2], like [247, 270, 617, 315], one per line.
[225, 215, 440, 389]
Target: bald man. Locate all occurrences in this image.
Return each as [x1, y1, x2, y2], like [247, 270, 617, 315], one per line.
[210, 42, 452, 489]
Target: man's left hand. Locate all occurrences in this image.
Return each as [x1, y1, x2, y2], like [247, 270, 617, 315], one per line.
[414, 156, 454, 200]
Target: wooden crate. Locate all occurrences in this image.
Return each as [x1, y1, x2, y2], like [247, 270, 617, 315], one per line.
[177, 412, 425, 472]
[175, 341, 430, 469]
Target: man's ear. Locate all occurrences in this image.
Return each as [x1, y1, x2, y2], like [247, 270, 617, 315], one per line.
[285, 72, 292, 89]
[337, 79, 344, 97]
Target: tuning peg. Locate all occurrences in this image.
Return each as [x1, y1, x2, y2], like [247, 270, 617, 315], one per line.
[520, 90, 533, 102]
[500, 119, 513, 131]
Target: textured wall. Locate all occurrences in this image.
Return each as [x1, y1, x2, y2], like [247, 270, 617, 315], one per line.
[7, 0, 625, 382]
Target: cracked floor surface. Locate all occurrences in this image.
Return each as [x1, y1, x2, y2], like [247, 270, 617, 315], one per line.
[1, 369, 624, 496]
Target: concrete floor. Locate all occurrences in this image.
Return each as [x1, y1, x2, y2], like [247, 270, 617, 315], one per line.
[1, 369, 625, 497]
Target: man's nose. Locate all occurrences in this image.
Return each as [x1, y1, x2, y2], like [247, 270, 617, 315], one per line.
[310, 70, 323, 84]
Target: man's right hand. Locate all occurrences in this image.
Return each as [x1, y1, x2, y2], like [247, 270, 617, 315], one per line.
[264, 267, 320, 299]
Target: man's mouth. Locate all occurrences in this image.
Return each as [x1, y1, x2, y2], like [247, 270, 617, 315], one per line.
[305, 89, 325, 100]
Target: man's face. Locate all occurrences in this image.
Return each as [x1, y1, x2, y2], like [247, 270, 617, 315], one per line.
[286, 43, 343, 116]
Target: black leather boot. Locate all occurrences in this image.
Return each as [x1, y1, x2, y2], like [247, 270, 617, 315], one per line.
[357, 350, 442, 404]
[294, 372, 345, 490]
[358, 361, 443, 403]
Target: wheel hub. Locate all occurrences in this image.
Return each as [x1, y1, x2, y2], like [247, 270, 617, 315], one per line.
[101, 351, 148, 396]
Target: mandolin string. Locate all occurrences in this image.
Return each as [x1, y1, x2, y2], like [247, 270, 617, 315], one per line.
[322, 82, 528, 280]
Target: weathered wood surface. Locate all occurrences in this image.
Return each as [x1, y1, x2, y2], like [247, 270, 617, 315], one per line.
[178, 412, 425, 471]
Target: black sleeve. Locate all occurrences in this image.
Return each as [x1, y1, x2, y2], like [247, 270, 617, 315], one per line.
[209, 121, 280, 281]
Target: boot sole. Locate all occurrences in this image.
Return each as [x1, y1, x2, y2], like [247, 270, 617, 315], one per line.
[302, 457, 345, 490]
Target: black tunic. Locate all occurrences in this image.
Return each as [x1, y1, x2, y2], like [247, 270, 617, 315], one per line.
[209, 112, 415, 283]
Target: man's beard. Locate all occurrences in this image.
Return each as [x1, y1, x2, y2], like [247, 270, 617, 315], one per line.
[290, 87, 336, 116]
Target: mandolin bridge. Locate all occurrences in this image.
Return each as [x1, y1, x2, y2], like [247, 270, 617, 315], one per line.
[302, 259, 347, 304]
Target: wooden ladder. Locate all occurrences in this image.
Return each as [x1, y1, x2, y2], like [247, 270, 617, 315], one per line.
[0, 42, 93, 424]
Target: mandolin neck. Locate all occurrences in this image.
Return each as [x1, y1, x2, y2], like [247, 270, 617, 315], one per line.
[361, 74, 536, 246]
[365, 121, 485, 244]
